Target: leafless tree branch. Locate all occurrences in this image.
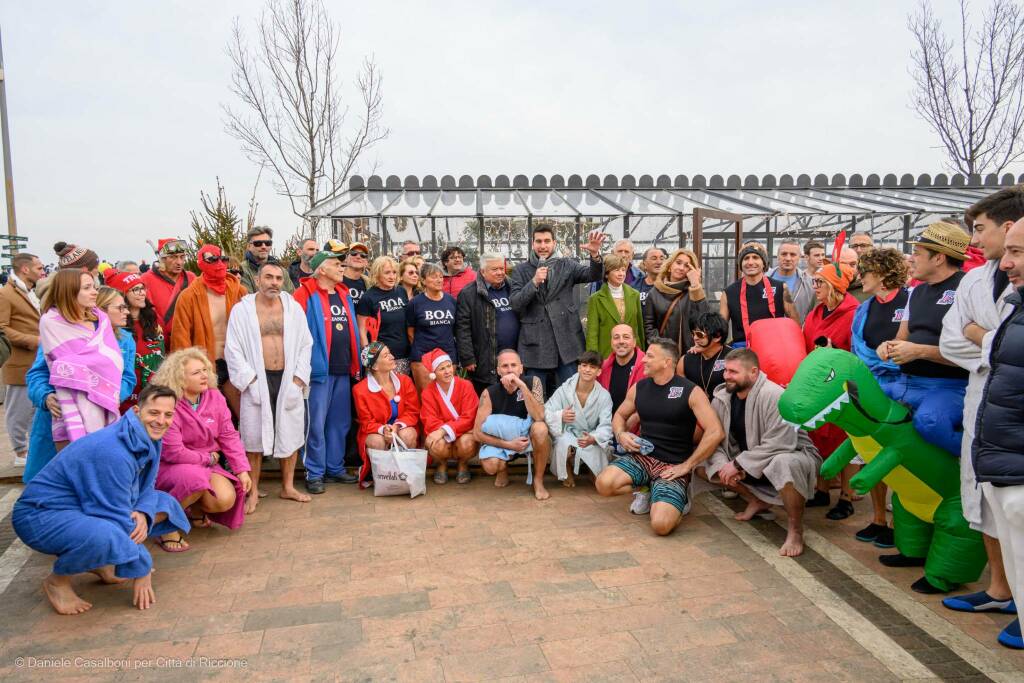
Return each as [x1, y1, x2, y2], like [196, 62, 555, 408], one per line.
[223, 0, 389, 243]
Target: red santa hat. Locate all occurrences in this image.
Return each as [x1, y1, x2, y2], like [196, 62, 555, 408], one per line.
[422, 348, 452, 380]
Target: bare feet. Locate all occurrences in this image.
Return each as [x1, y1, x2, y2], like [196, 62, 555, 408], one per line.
[534, 483, 551, 501]
[735, 497, 772, 521]
[90, 566, 127, 585]
[245, 493, 259, 514]
[43, 574, 92, 615]
[133, 573, 156, 610]
[562, 471, 576, 488]
[779, 529, 805, 557]
[280, 487, 312, 503]
[494, 470, 510, 488]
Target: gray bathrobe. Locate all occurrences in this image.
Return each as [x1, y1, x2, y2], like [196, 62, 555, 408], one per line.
[704, 373, 820, 505]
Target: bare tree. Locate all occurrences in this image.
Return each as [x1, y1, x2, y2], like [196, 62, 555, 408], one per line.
[909, 0, 1024, 175]
[224, 0, 387, 242]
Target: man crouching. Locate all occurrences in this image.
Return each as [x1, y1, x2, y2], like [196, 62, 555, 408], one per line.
[698, 348, 821, 557]
[595, 340, 723, 536]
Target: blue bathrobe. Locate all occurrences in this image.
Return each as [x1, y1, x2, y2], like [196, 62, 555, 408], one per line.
[23, 330, 137, 483]
[12, 411, 189, 579]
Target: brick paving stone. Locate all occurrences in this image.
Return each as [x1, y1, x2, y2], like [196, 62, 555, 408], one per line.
[441, 643, 550, 681]
[340, 590, 431, 618]
[259, 619, 362, 654]
[242, 601, 346, 631]
[558, 551, 639, 574]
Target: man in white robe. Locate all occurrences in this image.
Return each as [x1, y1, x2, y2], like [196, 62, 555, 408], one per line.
[225, 263, 313, 513]
[939, 189, 1020, 615]
[544, 352, 613, 487]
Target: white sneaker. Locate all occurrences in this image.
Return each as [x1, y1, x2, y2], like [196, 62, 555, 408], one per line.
[13, 455, 26, 466]
[630, 490, 651, 515]
[722, 489, 738, 499]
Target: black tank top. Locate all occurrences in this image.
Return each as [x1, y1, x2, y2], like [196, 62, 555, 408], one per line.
[634, 375, 698, 464]
[724, 276, 786, 344]
[486, 381, 533, 419]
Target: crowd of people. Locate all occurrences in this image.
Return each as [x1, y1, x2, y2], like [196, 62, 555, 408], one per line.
[1, 192, 1023, 652]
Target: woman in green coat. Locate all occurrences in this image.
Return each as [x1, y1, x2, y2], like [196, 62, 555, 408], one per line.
[586, 253, 645, 358]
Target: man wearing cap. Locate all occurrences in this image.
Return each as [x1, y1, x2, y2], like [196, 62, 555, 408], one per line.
[169, 244, 247, 418]
[140, 238, 196, 334]
[510, 226, 607, 396]
[420, 348, 480, 485]
[240, 227, 294, 295]
[719, 242, 799, 348]
[939, 189, 1023, 622]
[293, 249, 361, 494]
[225, 262, 313, 511]
[878, 222, 970, 459]
[341, 241, 371, 306]
[288, 238, 319, 288]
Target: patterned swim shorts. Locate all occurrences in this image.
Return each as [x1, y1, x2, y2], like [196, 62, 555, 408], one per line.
[611, 454, 690, 514]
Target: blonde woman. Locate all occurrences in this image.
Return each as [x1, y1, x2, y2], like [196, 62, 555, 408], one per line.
[151, 348, 252, 551]
[641, 248, 709, 353]
[399, 256, 422, 300]
[357, 256, 411, 374]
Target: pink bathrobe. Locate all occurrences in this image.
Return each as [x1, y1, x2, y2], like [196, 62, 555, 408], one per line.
[156, 389, 251, 529]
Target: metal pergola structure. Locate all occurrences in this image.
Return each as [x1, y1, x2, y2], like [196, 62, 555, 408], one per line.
[307, 171, 1019, 296]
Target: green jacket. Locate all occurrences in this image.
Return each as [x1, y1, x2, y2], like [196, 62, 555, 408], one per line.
[586, 284, 645, 358]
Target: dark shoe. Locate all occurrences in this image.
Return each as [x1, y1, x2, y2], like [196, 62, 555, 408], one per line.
[806, 490, 830, 508]
[325, 471, 358, 484]
[872, 527, 895, 549]
[305, 479, 326, 494]
[826, 498, 855, 520]
[998, 618, 1023, 649]
[879, 553, 926, 568]
[855, 523, 886, 542]
[912, 576, 955, 594]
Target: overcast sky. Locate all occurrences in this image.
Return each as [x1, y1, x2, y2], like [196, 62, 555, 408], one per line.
[0, 0, 1004, 262]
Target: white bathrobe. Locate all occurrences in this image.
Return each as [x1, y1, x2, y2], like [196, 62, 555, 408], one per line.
[224, 292, 313, 458]
[544, 373, 613, 480]
[939, 260, 1014, 533]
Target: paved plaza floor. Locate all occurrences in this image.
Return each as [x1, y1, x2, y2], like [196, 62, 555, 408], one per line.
[1, 461, 1023, 682]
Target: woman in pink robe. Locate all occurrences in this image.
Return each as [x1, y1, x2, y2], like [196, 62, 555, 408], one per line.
[151, 349, 252, 551]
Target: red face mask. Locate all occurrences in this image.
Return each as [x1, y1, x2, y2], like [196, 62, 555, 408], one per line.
[198, 245, 228, 295]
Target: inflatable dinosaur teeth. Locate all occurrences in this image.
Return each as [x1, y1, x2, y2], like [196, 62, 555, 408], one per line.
[778, 348, 985, 593]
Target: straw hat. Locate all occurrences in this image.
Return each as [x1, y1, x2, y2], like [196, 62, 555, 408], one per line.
[907, 222, 969, 261]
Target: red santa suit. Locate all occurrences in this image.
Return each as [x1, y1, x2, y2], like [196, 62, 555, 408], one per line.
[420, 348, 480, 446]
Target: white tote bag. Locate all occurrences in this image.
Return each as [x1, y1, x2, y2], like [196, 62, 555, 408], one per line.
[368, 435, 428, 498]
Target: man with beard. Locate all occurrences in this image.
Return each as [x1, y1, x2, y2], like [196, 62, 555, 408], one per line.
[240, 227, 294, 295]
[939, 188, 1022, 624]
[294, 250, 362, 494]
[225, 262, 313, 511]
[288, 238, 319, 288]
[719, 243, 799, 348]
[700, 349, 820, 557]
[510, 225, 606, 395]
[637, 246, 667, 305]
[840, 245, 872, 303]
[679, 311, 732, 396]
[595, 340, 723, 536]
[169, 244, 246, 418]
[140, 238, 195, 334]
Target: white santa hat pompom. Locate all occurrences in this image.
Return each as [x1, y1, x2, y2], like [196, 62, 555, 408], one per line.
[423, 348, 451, 381]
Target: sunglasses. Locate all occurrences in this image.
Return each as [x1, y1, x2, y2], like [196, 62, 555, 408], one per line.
[251, 240, 273, 247]
[203, 255, 230, 264]
[348, 251, 367, 258]
[692, 330, 708, 339]
[404, 250, 421, 256]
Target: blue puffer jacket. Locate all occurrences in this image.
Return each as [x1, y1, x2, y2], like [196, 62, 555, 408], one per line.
[973, 286, 1024, 485]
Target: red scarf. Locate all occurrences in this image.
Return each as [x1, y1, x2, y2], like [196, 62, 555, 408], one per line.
[197, 244, 228, 295]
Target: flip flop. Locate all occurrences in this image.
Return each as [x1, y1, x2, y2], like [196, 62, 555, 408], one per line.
[187, 513, 212, 528]
[456, 470, 472, 485]
[154, 535, 190, 553]
[433, 470, 449, 485]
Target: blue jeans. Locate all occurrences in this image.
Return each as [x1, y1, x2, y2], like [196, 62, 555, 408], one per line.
[304, 374, 352, 481]
[525, 362, 576, 398]
[882, 374, 967, 457]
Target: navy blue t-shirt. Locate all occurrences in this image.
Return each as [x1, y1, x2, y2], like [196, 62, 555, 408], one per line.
[488, 283, 520, 352]
[327, 292, 352, 375]
[405, 292, 458, 363]
[357, 286, 410, 358]
[343, 276, 366, 307]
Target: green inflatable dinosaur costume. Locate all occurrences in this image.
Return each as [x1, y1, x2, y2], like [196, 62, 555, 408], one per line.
[777, 348, 984, 591]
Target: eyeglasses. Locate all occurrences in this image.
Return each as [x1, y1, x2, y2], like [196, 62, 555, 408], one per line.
[203, 255, 230, 264]
[251, 240, 273, 247]
[812, 279, 826, 287]
[127, 285, 146, 295]
[112, 305, 129, 312]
